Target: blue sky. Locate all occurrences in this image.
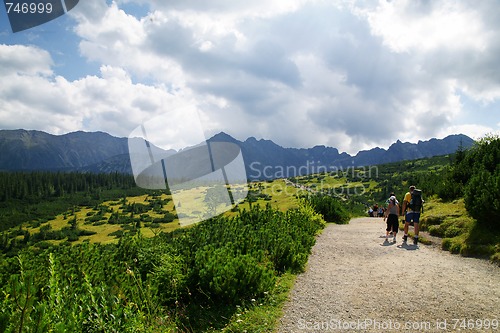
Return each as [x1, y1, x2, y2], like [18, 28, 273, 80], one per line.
[1, 0, 499, 155]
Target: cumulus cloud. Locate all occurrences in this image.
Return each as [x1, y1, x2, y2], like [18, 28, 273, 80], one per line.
[361, 0, 500, 103]
[438, 124, 497, 142]
[0, 43, 195, 137]
[0, 44, 53, 76]
[362, 1, 489, 53]
[2, 0, 500, 154]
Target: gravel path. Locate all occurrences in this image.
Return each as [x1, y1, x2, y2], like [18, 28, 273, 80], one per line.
[278, 217, 500, 332]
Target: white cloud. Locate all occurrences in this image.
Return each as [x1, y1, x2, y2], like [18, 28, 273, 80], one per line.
[0, 44, 53, 76]
[0, 43, 197, 138]
[2, 0, 500, 155]
[438, 124, 497, 142]
[361, 0, 489, 53]
[359, 0, 500, 105]
[120, 0, 308, 18]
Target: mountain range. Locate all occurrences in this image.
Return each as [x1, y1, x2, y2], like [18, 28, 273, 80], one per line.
[0, 129, 474, 180]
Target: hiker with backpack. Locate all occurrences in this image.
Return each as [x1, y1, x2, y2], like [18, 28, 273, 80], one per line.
[401, 185, 424, 245]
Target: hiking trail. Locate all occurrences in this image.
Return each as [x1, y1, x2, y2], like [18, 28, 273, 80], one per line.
[278, 217, 500, 332]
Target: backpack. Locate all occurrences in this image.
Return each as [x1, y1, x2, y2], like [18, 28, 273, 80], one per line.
[409, 189, 423, 212]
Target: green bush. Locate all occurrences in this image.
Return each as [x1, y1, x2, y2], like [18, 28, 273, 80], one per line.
[150, 252, 187, 305]
[444, 225, 463, 238]
[444, 134, 500, 230]
[436, 168, 464, 201]
[305, 194, 350, 224]
[153, 212, 177, 223]
[428, 225, 445, 237]
[33, 241, 52, 249]
[442, 238, 461, 254]
[464, 169, 500, 230]
[108, 230, 124, 238]
[195, 245, 275, 303]
[85, 214, 104, 223]
[30, 220, 41, 228]
[78, 229, 97, 237]
[421, 215, 444, 226]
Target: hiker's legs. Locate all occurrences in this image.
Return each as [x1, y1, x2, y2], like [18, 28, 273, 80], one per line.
[413, 213, 421, 240]
[391, 220, 398, 236]
[390, 217, 398, 241]
[404, 212, 410, 235]
[387, 215, 397, 237]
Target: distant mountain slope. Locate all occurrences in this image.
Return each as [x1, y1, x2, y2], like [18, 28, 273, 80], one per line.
[352, 136, 474, 166]
[0, 129, 474, 180]
[0, 130, 129, 170]
[209, 132, 474, 179]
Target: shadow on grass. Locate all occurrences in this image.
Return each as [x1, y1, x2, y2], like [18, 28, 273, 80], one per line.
[463, 222, 500, 258]
[175, 273, 295, 332]
[175, 297, 241, 332]
[442, 221, 500, 265]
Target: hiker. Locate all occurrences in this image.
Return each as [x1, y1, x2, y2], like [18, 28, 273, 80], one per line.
[378, 206, 384, 217]
[401, 185, 424, 245]
[386, 192, 399, 205]
[373, 203, 379, 217]
[384, 195, 399, 242]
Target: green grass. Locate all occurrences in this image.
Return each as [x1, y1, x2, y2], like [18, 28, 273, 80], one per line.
[11, 179, 310, 251]
[293, 173, 373, 195]
[21, 194, 180, 246]
[174, 272, 296, 332]
[7, 180, 308, 251]
[420, 197, 500, 264]
[226, 180, 307, 217]
[220, 273, 295, 333]
[260, 180, 307, 211]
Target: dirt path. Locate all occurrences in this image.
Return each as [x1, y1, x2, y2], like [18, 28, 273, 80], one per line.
[278, 217, 500, 332]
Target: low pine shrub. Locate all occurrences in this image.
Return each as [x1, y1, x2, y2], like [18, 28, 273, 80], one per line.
[305, 194, 350, 224]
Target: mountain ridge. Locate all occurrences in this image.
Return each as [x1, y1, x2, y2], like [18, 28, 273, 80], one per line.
[0, 129, 475, 180]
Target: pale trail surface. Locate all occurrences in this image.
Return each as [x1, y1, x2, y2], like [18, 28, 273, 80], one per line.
[278, 217, 500, 333]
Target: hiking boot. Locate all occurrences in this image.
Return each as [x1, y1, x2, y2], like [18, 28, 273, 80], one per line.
[393, 236, 396, 242]
[413, 237, 418, 245]
[403, 235, 408, 243]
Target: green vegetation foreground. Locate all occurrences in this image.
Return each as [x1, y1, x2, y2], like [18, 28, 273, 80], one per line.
[0, 203, 326, 332]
